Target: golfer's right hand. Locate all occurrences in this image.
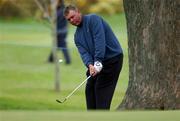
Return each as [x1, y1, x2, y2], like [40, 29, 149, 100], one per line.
[88, 64, 98, 76]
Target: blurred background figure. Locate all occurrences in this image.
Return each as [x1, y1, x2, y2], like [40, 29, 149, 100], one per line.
[48, 0, 71, 64]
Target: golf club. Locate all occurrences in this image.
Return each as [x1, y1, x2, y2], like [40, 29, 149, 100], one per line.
[56, 75, 91, 103]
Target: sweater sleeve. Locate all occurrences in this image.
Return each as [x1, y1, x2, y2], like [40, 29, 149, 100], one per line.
[75, 40, 93, 67]
[90, 15, 106, 63]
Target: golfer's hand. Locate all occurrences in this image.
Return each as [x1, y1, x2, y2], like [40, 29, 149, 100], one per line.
[88, 64, 98, 76]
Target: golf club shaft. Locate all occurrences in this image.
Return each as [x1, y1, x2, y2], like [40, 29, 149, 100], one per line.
[65, 76, 91, 100]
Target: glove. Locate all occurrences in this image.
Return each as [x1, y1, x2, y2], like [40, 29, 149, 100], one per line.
[94, 61, 103, 73]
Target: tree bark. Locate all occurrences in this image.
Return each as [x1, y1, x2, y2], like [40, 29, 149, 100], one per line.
[50, 0, 60, 92]
[34, 0, 60, 92]
[119, 0, 180, 109]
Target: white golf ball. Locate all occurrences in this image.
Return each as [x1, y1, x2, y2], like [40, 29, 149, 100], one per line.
[59, 59, 63, 63]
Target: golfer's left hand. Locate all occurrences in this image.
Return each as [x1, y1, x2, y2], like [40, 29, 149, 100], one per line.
[88, 64, 98, 76]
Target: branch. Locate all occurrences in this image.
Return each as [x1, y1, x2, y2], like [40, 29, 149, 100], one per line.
[34, 0, 51, 22]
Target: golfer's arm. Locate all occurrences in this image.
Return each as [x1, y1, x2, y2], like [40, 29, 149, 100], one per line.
[91, 15, 106, 63]
[75, 42, 93, 67]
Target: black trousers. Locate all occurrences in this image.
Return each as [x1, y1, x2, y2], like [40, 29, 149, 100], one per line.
[85, 54, 123, 110]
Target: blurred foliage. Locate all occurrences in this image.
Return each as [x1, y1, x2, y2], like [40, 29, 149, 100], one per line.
[65, 0, 124, 15]
[0, 0, 124, 19]
[89, 0, 124, 15]
[0, 0, 38, 18]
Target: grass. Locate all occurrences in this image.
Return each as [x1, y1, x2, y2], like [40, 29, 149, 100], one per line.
[0, 13, 128, 111]
[0, 13, 179, 121]
[1, 110, 179, 121]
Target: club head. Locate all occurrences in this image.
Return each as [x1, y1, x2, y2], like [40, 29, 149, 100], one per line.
[56, 98, 66, 103]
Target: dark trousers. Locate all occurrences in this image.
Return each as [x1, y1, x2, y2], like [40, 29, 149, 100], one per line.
[85, 54, 123, 110]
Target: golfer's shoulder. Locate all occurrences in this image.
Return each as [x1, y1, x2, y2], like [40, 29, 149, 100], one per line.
[87, 14, 101, 19]
[86, 14, 102, 25]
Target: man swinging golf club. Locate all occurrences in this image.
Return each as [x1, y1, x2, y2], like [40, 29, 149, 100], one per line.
[64, 5, 123, 110]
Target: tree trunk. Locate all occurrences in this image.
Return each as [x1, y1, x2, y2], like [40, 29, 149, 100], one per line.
[34, 0, 60, 92]
[119, 0, 180, 109]
[50, 0, 60, 92]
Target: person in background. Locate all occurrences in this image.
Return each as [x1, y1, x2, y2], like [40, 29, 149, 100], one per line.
[64, 5, 124, 110]
[48, 0, 71, 64]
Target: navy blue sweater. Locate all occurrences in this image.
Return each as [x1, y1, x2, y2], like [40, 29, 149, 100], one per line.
[74, 14, 123, 67]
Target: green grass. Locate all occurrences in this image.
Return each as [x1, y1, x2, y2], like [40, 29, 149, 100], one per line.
[1, 111, 179, 121]
[0, 13, 128, 110]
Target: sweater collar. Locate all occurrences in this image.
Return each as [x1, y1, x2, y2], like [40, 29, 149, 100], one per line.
[77, 15, 84, 28]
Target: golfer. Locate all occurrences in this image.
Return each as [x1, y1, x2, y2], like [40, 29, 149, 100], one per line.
[64, 5, 123, 110]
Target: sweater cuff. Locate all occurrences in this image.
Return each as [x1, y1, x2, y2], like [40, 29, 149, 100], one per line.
[94, 58, 102, 64]
[86, 62, 93, 68]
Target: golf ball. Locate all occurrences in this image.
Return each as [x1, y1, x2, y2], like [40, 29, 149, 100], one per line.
[59, 59, 63, 63]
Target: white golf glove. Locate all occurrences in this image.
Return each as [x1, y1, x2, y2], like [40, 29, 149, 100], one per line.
[94, 61, 103, 73]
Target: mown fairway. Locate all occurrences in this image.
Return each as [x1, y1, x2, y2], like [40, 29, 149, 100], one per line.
[1, 111, 179, 121]
[0, 14, 128, 110]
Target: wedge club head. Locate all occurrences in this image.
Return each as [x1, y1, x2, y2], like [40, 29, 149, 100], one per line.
[56, 98, 67, 103]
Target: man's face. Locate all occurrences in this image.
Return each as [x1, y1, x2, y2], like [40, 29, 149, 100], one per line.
[65, 10, 82, 26]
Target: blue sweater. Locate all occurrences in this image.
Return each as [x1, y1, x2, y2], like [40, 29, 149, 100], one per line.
[74, 14, 123, 67]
